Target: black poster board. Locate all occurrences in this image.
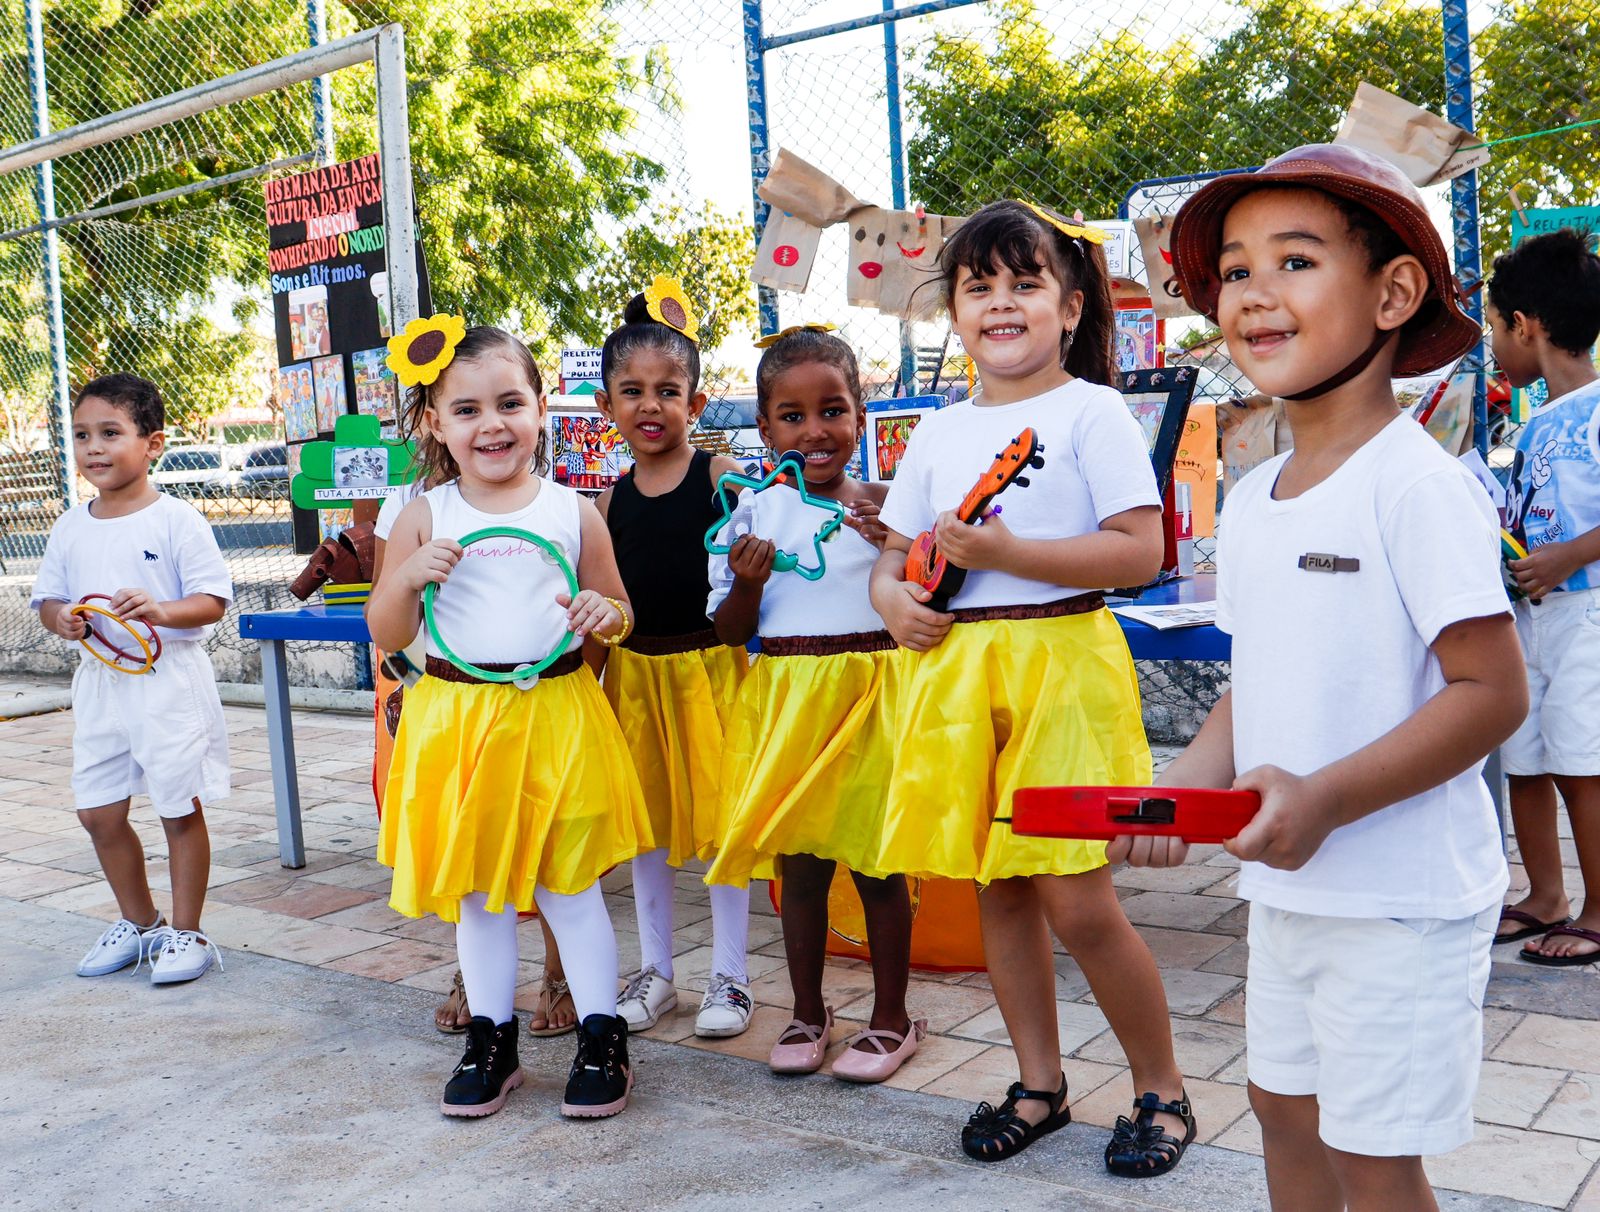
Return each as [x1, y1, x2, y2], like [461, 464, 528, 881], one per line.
[265, 154, 431, 551]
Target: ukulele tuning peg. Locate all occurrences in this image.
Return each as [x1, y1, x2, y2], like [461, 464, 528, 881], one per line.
[1012, 475, 1031, 488]
[1028, 455, 1044, 469]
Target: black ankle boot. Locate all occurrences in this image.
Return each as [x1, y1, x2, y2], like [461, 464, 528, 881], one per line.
[441, 1015, 523, 1117]
[560, 1013, 632, 1118]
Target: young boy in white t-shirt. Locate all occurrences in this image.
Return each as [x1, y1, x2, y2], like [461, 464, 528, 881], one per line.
[1114, 145, 1528, 1210]
[31, 374, 233, 985]
[1489, 228, 1600, 965]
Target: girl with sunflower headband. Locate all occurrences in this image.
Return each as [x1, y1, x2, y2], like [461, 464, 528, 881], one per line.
[367, 318, 652, 1122]
[591, 279, 759, 1039]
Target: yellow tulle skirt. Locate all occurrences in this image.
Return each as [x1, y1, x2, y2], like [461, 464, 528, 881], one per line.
[880, 609, 1151, 884]
[706, 646, 902, 888]
[378, 667, 652, 921]
[601, 641, 749, 867]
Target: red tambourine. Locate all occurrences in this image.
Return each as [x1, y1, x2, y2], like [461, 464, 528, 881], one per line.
[1010, 786, 1260, 844]
[74, 593, 163, 671]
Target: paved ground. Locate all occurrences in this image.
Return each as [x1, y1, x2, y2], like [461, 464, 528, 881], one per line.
[2, 685, 1599, 1209]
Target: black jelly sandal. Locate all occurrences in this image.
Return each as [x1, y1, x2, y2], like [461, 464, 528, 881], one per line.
[960, 1074, 1071, 1162]
[1105, 1090, 1197, 1177]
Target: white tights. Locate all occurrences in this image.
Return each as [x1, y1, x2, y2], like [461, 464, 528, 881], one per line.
[632, 847, 750, 983]
[455, 884, 619, 1026]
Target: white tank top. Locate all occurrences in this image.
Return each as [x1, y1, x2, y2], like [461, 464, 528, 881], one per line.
[421, 480, 584, 665]
[705, 484, 887, 638]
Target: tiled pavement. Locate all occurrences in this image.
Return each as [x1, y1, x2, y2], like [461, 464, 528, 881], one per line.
[3, 688, 1599, 1209]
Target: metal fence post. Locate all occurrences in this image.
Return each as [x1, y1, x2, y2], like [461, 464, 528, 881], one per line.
[1441, 0, 1488, 458]
[375, 24, 419, 330]
[24, 0, 76, 509]
[306, 0, 335, 166]
[743, 0, 779, 338]
[883, 0, 917, 393]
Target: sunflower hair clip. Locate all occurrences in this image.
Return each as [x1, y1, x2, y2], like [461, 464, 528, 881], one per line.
[753, 322, 838, 350]
[644, 276, 700, 343]
[386, 314, 468, 387]
[1018, 200, 1107, 247]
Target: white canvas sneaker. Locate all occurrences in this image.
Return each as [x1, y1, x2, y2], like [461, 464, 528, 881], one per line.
[616, 965, 677, 1031]
[149, 928, 224, 985]
[76, 917, 164, 977]
[694, 974, 754, 1038]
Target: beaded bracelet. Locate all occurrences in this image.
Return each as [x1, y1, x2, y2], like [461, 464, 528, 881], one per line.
[594, 596, 633, 648]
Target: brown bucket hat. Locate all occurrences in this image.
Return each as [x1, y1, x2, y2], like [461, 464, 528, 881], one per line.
[1168, 143, 1481, 377]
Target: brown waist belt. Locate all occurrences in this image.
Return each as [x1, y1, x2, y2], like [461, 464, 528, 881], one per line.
[623, 628, 722, 656]
[760, 630, 897, 657]
[424, 651, 584, 685]
[949, 591, 1105, 625]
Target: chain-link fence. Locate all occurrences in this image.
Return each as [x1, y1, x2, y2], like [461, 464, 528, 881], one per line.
[2, 0, 1597, 738]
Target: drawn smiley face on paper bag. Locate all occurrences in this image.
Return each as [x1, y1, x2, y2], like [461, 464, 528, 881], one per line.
[847, 207, 890, 307]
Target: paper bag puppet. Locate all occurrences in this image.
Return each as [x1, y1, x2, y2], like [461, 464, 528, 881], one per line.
[751, 208, 822, 293]
[1134, 214, 1196, 320]
[756, 148, 864, 228]
[1335, 82, 1489, 187]
[847, 207, 891, 308]
[877, 208, 946, 320]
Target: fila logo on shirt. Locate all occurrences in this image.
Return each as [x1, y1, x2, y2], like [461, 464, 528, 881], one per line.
[1297, 552, 1359, 573]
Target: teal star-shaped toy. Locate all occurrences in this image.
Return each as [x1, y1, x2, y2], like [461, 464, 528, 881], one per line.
[702, 450, 847, 582]
[290, 414, 418, 510]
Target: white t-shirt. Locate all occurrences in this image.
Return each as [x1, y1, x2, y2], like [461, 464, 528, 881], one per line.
[1217, 415, 1511, 920]
[419, 480, 583, 665]
[31, 493, 233, 643]
[707, 483, 885, 638]
[879, 379, 1159, 607]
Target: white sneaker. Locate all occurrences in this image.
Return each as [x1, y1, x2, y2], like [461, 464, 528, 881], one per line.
[695, 974, 754, 1038]
[616, 965, 677, 1031]
[77, 917, 165, 977]
[149, 928, 224, 985]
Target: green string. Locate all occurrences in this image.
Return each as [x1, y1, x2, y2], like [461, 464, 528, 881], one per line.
[1461, 114, 1600, 152]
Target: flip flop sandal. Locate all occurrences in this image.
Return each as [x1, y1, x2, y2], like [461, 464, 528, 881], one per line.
[1521, 924, 1600, 967]
[527, 976, 578, 1037]
[434, 970, 470, 1035]
[1496, 907, 1571, 944]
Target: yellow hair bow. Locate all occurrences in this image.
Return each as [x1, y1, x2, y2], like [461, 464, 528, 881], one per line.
[1018, 201, 1107, 246]
[644, 276, 700, 343]
[753, 322, 839, 349]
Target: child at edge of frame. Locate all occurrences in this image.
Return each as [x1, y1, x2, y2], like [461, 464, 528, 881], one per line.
[1116, 143, 1528, 1211]
[30, 372, 234, 987]
[1488, 227, 1600, 967]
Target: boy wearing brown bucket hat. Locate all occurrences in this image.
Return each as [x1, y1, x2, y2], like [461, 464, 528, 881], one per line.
[1108, 144, 1528, 1209]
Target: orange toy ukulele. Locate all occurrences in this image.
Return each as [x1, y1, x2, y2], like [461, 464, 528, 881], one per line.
[904, 427, 1044, 610]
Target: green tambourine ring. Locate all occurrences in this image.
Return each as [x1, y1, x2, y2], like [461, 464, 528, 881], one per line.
[422, 526, 579, 685]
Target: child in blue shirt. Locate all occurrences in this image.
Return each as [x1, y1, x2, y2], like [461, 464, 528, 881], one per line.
[1490, 227, 1600, 965]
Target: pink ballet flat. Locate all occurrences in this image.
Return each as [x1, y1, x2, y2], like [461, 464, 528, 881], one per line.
[829, 1018, 928, 1084]
[769, 1007, 834, 1074]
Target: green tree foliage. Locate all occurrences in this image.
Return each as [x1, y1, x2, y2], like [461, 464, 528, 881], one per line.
[0, 0, 754, 439]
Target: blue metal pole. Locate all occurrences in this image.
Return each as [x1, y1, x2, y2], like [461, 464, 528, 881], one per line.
[24, 0, 75, 509]
[306, 0, 335, 166]
[765, 0, 986, 51]
[1442, 0, 1487, 457]
[884, 0, 916, 393]
[743, 0, 779, 337]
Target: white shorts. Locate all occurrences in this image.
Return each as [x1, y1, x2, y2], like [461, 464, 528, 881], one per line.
[71, 640, 230, 818]
[1245, 900, 1496, 1157]
[1503, 589, 1600, 776]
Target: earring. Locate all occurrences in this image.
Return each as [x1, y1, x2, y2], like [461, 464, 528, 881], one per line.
[1060, 326, 1077, 369]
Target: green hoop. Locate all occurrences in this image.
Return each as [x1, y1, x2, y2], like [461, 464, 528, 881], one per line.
[422, 526, 580, 685]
